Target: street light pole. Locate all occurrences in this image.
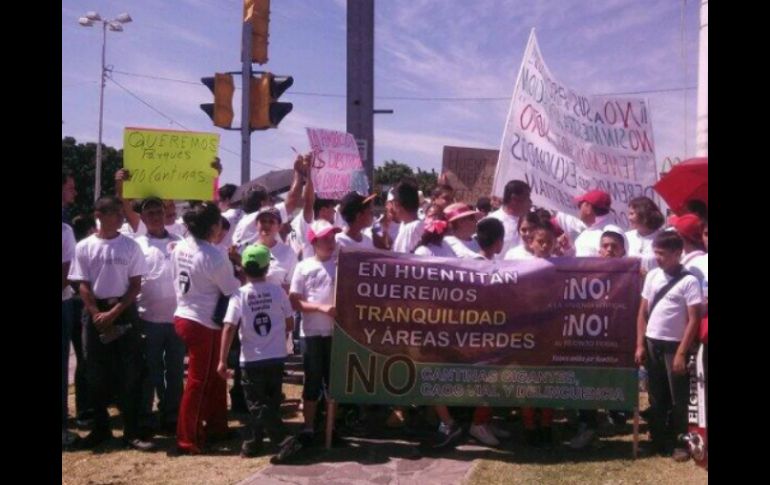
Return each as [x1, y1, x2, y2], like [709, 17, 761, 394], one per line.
[78, 11, 132, 203]
[95, 22, 107, 203]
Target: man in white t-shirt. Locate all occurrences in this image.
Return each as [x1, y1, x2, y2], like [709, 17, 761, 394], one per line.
[289, 219, 341, 442]
[336, 192, 376, 251]
[112, 168, 204, 239]
[68, 196, 154, 451]
[133, 197, 185, 435]
[392, 181, 425, 254]
[635, 231, 702, 461]
[219, 244, 294, 457]
[62, 222, 78, 446]
[572, 190, 614, 257]
[232, 155, 306, 249]
[488, 180, 532, 255]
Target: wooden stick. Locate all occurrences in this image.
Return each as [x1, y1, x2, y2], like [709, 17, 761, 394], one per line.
[325, 399, 336, 450]
[633, 407, 640, 459]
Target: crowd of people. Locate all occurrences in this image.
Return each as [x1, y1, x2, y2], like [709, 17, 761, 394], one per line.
[61, 153, 708, 465]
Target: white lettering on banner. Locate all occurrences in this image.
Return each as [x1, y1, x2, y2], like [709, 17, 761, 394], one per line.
[492, 30, 660, 228]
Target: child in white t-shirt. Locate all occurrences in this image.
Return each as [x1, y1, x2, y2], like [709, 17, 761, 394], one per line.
[219, 244, 294, 457]
[636, 231, 702, 461]
[289, 219, 341, 443]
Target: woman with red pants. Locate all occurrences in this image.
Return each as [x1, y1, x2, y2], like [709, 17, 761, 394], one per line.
[172, 203, 242, 454]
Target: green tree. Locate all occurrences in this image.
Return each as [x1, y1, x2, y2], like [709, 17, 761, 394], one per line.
[373, 160, 437, 198]
[62, 137, 124, 218]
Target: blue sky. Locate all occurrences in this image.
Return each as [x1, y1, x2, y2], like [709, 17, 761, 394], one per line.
[62, 0, 702, 186]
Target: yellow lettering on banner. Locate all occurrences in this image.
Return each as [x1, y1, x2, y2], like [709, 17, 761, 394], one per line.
[122, 127, 219, 201]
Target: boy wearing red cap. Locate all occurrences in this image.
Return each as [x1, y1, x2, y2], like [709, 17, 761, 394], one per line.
[671, 214, 706, 269]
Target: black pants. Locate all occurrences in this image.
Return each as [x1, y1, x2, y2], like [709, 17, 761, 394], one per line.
[71, 298, 92, 418]
[241, 363, 287, 444]
[646, 337, 689, 447]
[83, 301, 145, 440]
[229, 334, 246, 410]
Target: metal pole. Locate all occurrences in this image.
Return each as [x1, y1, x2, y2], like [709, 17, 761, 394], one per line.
[347, 0, 374, 191]
[95, 22, 107, 202]
[695, 0, 708, 156]
[241, 22, 253, 185]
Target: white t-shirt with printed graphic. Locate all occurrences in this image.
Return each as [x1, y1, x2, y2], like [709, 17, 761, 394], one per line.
[69, 234, 148, 299]
[172, 237, 241, 329]
[62, 223, 77, 301]
[289, 257, 337, 337]
[136, 233, 181, 323]
[642, 267, 703, 342]
[224, 281, 293, 365]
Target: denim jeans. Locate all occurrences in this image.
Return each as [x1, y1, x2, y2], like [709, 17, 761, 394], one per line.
[140, 320, 186, 428]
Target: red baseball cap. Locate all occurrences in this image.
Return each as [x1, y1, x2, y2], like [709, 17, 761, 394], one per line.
[671, 214, 703, 243]
[574, 190, 612, 210]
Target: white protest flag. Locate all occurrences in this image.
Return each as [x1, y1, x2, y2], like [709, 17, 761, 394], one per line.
[492, 30, 659, 228]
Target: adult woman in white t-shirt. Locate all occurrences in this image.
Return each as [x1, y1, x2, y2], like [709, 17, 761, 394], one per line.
[625, 197, 665, 274]
[172, 203, 242, 454]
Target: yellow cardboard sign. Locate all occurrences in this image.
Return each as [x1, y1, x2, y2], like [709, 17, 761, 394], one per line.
[122, 127, 220, 200]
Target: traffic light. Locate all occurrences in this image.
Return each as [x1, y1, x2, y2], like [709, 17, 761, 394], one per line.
[250, 72, 293, 130]
[244, 0, 270, 64]
[200, 73, 235, 128]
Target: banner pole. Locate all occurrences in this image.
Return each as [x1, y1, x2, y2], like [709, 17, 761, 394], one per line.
[325, 399, 336, 450]
[633, 407, 640, 459]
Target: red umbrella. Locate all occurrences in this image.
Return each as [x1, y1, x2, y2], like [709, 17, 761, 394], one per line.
[654, 157, 708, 215]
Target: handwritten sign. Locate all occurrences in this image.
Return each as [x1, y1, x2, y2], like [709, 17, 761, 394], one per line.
[307, 128, 368, 200]
[122, 127, 219, 201]
[441, 146, 499, 204]
[492, 31, 659, 228]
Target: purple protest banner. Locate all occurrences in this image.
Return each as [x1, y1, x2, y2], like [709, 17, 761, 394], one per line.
[330, 248, 640, 409]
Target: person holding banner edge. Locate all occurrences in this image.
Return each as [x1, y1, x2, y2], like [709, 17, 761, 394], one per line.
[635, 231, 702, 461]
